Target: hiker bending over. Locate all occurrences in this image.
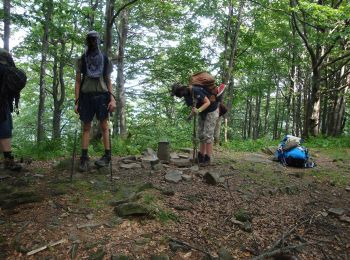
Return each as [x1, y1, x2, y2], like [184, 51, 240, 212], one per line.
[0, 48, 22, 171]
[75, 31, 116, 172]
[171, 73, 220, 166]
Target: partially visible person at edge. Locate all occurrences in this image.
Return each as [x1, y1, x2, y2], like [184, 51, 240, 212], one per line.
[74, 31, 116, 172]
[171, 74, 219, 166]
[0, 48, 22, 171]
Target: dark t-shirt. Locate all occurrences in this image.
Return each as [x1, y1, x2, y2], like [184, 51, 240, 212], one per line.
[184, 86, 219, 113]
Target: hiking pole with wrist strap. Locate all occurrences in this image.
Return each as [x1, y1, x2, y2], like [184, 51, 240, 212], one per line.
[70, 128, 78, 182]
[109, 113, 113, 182]
[192, 93, 198, 166]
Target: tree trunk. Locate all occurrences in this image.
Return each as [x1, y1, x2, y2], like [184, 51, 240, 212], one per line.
[242, 96, 249, 139]
[52, 41, 66, 139]
[37, 0, 53, 143]
[264, 86, 270, 135]
[215, 0, 245, 143]
[253, 95, 261, 140]
[115, 9, 129, 138]
[247, 95, 253, 139]
[104, 0, 115, 56]
[273, 84, 280, 140]
[3, 0, 11, 51]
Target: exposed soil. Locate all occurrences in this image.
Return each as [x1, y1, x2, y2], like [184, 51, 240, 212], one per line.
[0, 148, 349, 259]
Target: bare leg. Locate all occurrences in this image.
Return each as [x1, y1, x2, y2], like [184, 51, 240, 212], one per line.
[206, 142, 213, 157]
[82, 122, 92, 149]
[0, 138, 11, 152]
[100, 118, 110, 150]
[200, 143, 206, 155]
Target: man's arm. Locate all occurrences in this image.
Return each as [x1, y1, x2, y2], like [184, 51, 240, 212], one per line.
[106, 76, 116, 112]
[74, 72, 81, 114]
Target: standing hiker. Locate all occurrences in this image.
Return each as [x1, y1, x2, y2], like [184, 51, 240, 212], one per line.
[0, 48, 23, 171]
[74, 31, 116, 172]
[171, 72, 221, 166]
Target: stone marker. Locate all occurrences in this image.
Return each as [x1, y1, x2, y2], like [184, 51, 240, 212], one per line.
[157, 140, 170, 162]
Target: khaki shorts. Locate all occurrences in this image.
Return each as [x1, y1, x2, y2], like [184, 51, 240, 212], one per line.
[197, 108, 219, 144]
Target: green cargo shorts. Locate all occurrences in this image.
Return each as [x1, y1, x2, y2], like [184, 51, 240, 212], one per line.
[197, 108, 219, 144]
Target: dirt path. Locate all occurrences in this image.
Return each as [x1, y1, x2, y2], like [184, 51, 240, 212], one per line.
[0, 148, 349, 259]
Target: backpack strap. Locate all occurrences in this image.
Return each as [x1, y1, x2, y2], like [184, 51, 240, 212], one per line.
[80, 53, 109, 86]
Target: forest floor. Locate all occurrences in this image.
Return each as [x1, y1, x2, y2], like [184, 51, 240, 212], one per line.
[0, 147, 349, 259]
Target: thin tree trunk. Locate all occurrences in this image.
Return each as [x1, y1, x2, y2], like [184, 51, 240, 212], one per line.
[215, 0, 245, 144]
[115, 9, 129, 137]
[52, 41, 66, 139]
[273, 85, 279, 140]
[104, 0, 115, 56]
[253, 95, 261, 140]
[3, 0, 11, 51]
[37, 0, 53, 143]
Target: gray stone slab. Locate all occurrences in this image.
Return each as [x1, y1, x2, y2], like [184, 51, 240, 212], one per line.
[120, 163, 141, 169]
[165, 170, 183, 183]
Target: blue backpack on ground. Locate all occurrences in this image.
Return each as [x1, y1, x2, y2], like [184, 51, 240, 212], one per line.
[275, 135, 314, 168]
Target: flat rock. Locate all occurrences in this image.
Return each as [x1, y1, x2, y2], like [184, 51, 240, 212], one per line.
[170, 153, 180, 159]
[190, 165, 199, 171]
[346, 187, 350, 192]
[120, 163, 141, 169]
[328, 208, 346, 216]
[141, 157, 160, 169]
[165, 170, 182, 183]
[203, 172, 221, 185]
[170, 158, 192, 167]
[114, 202, 151, 217]
[152, 163, 164, 171]
[121, 155, 137, 161]
[339, 215, 350, 223]
[179, 148, 193, 153]
[244, 153, 272, 164]
[143, 148, 158, 158]
[182, 174, 192, 182]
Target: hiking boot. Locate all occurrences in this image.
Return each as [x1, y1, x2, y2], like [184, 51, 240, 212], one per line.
[94, 154, 111, 168]
[190, 152, 204, 164]
[200, 155, 211, 167]
[4, 157, 22, 171]
[79, 156, 89, 172]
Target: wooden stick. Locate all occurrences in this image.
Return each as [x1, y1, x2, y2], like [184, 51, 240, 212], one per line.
[169, 238, 215, 259]
[252, 243, 307, 260]
[27, 238, 67, 256]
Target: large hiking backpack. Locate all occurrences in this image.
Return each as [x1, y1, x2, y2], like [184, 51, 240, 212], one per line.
[190, 72, 216, 95]
[0, 64, 27, 95]
[275, 135, 311, 167]
[190, 72, 228, 116]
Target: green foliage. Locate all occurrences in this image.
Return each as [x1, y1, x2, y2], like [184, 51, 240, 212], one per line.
[306, 136, 350, 148]
[156, 209, 178, 223]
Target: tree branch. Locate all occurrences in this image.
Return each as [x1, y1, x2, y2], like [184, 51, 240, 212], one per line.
[111, 0, 138, 25]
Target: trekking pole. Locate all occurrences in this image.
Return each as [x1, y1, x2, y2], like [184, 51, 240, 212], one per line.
[70, 129, 78, 182]
[109, 113, 113, 182]
[192, 111, 198, 166]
